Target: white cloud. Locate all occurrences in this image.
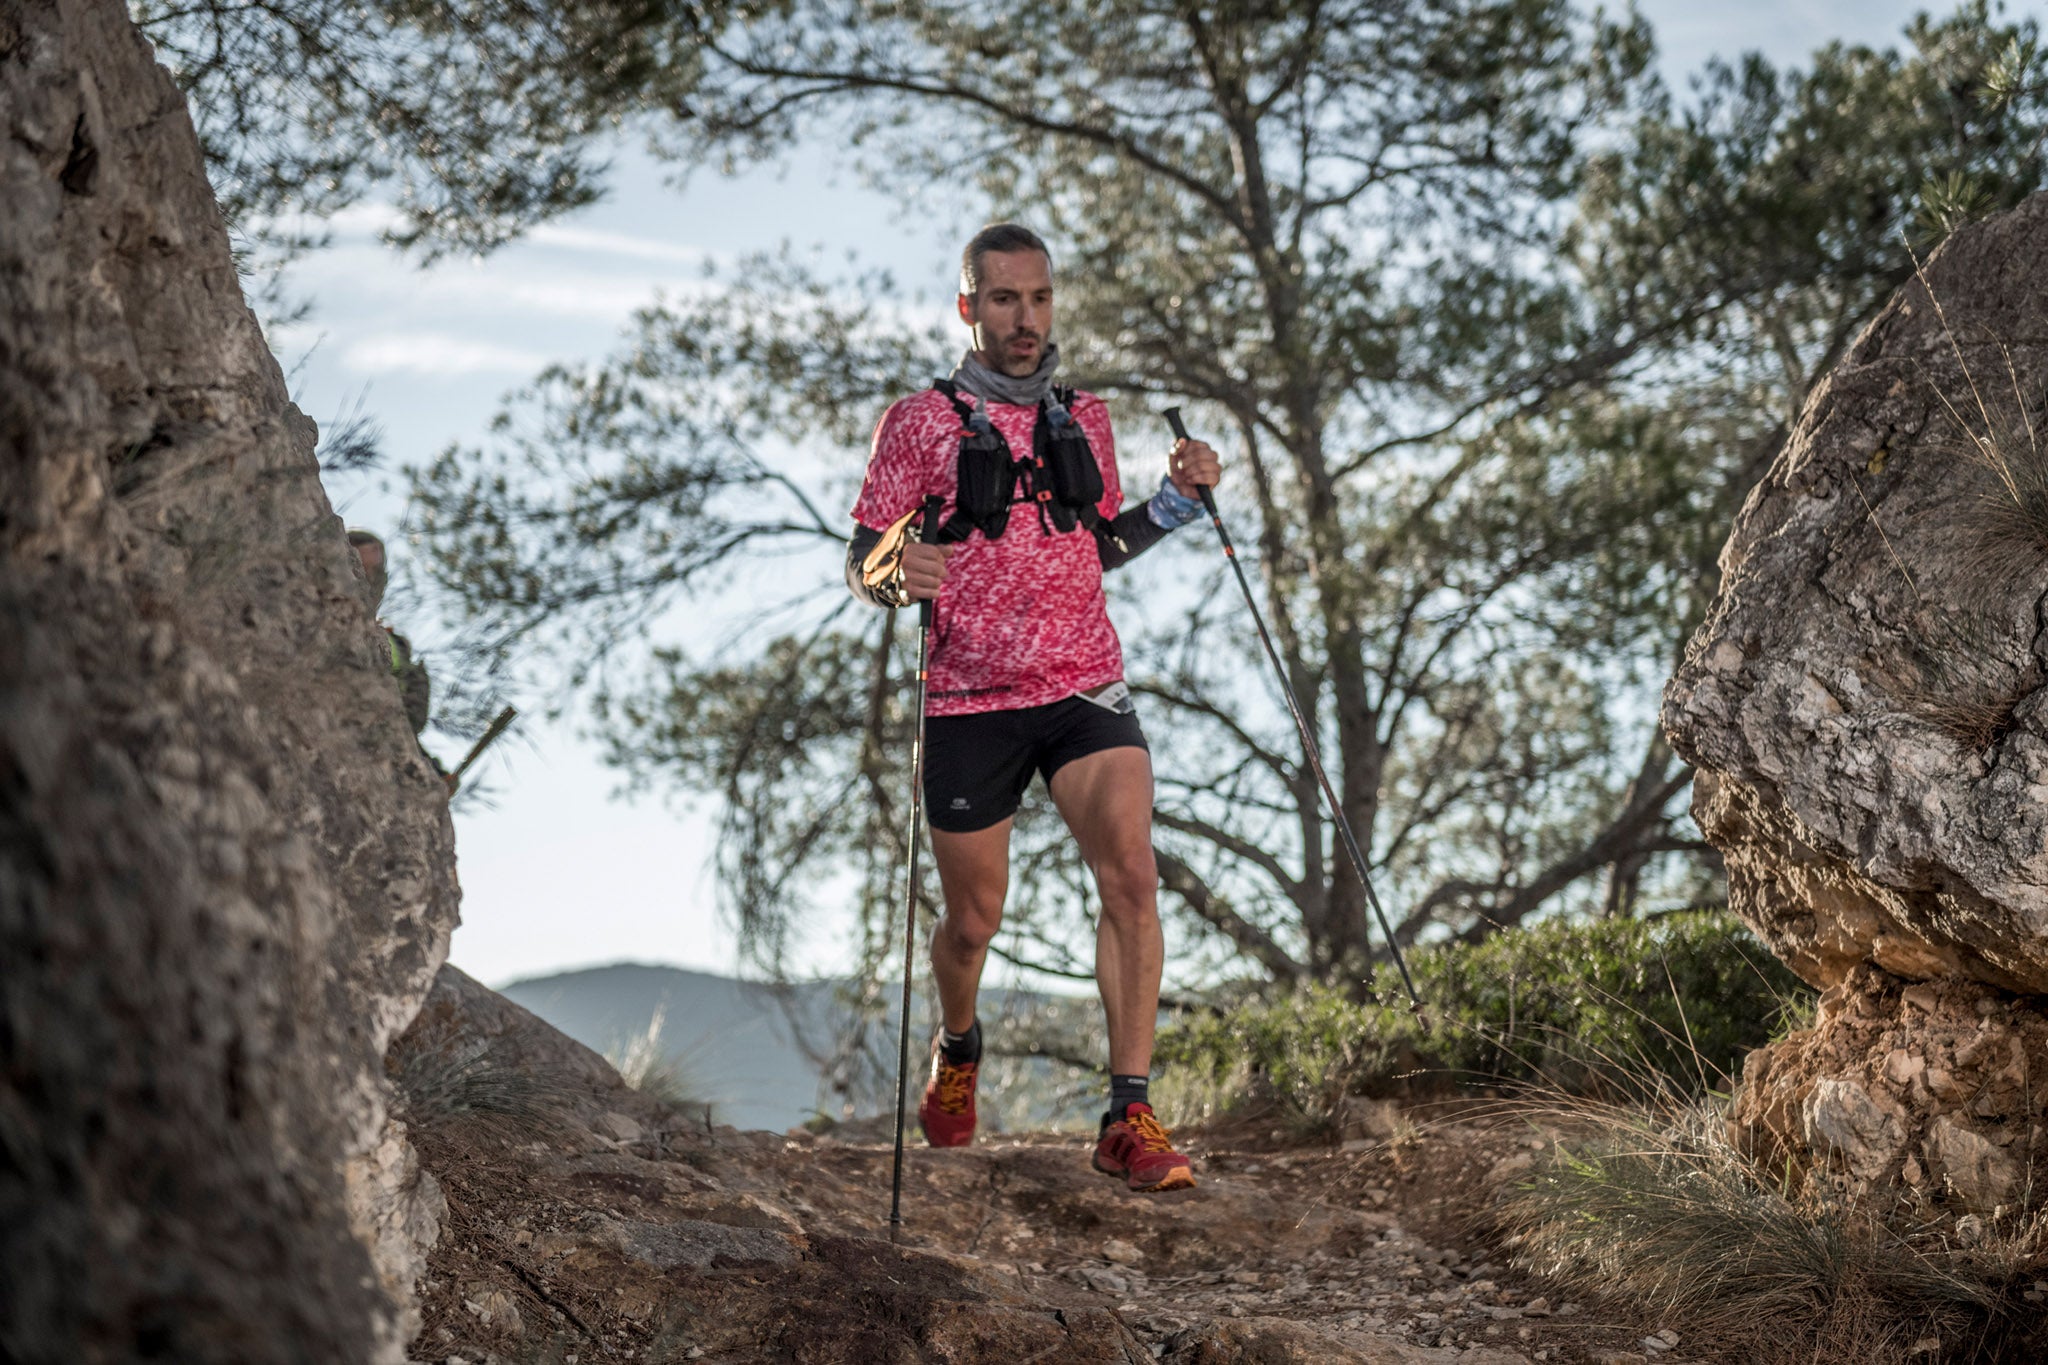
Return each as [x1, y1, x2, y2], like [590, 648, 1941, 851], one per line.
[525, 223, 719, 267]
[282, 239, 720, 325]
[340, 332, 554, 376]
[422, 268, 713, 321]
[246, 201, 409, 246]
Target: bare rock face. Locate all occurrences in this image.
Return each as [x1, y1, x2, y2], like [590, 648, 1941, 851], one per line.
[1664, 193, 2048, 1211]
[1, 0, 460, 1358]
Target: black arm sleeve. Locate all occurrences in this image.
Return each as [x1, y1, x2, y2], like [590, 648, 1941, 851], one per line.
[1095, 505, 1172, 571]
[846, 524, 900, 607]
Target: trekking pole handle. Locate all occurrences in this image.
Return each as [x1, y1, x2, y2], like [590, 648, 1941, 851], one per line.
[916, 494, 945, 627]
[1161, 407, 1218, 517]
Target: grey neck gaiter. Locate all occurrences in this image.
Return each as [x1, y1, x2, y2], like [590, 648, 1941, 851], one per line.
[950, 343, 1061, 409]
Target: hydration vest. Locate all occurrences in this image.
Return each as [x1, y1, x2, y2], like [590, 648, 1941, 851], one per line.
[930, 378, 1104, 545]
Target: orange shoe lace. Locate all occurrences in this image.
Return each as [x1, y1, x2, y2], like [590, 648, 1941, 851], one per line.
[933, 1059, 976, 1115]
[1124, 1109, 1178, 1154]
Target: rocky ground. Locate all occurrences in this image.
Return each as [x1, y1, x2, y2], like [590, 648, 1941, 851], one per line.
[398, 970, 1715, 1365]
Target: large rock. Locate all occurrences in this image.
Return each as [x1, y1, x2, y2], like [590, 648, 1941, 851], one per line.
[0, 0, 460, 1359]
[1664, 193, 2048, 1211]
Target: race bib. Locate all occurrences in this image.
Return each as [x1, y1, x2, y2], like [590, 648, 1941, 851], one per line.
[1077, 680, 1135, 715]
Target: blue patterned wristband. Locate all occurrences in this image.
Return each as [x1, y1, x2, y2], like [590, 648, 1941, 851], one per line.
[1147, 474, 1205, 529]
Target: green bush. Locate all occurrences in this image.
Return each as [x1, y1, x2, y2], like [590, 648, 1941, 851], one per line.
[1155, 910, 1811, 1130]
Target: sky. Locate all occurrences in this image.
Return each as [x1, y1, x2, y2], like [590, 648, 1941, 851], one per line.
[275, 0, 1943, 989]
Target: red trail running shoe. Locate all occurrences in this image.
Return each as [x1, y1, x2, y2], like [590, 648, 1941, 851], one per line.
[917, 1044, 978, 1147]
[1093, 1102, 1196, 1192]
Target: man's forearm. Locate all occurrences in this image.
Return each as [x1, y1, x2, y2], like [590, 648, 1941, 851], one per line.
[1096, 475, 1205, 571]
[1095, 506, 1169, 570]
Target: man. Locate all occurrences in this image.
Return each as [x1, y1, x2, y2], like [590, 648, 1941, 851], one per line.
[845, 223, 1221, 1192]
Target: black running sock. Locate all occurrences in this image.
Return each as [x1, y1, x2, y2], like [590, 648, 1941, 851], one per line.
[939, 1019, 982, 1065]
[1106, 1074, 1150, 1125]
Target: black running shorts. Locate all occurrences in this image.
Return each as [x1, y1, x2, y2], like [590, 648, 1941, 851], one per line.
[924, 695, 1148, 833]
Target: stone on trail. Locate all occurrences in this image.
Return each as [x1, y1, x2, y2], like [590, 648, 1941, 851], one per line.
[1665, 191, 2048, 1212]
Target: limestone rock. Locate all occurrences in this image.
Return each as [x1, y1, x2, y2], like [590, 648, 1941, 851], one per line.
[1665, 194, 2048, 995]
[2, 0, 459, 1357]
[1801, 1077, 1906, 1183]
[585, 1212, 803, 1271]
[1734, 970, 2048, 1214]
[1665, 193, 2048, 1211]
[394, 962, 689, 1138]
[1924, 1116, 2022, 1212]
[594, 1110, 644, 1143]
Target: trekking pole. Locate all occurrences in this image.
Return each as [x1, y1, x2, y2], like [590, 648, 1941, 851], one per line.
[1163, 409, 1430, 1032]
[889, 495, 946, 1243]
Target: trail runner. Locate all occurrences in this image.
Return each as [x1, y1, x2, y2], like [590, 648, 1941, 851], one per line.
[845, 223, 1222, 1192]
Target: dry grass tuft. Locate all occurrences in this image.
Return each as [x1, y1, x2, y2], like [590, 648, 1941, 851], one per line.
[387, 1022, 581, 1143]
[1873, 254, 2048, 750]
[603, 1003, 703, 1110]
[1909, 248, 2048, 584]
[1495, 1093, 2048, 1364]
[1941, 380, 2048, 582]
[1901, 641, 2040, 750]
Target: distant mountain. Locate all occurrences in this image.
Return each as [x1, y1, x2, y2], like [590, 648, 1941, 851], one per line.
[494, 962, 1103, 1134]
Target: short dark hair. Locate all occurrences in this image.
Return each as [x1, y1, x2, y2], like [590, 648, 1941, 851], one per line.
[960, 223, 1050, 297]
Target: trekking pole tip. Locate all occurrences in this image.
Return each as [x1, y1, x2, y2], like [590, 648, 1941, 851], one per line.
[1411, 1003, 1433, 1036]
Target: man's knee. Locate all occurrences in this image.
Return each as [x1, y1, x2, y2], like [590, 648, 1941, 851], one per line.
[1094, 847, 1160, 923]
[936, 903, 1004, 955]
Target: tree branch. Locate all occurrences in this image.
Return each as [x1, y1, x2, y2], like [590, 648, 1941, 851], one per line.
[1154, 847, 1304, 981]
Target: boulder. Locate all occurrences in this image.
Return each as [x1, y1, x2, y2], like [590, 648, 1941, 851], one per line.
[1, 0, 460, 1358]
[1664, 193, 2048, 1210]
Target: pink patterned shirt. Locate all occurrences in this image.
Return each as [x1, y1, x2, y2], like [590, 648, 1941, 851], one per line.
[852, 386, 1125, 716]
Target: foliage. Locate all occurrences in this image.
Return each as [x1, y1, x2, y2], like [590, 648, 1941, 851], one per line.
[131, 0, 708, 260]
[1153, 911, 1812, 1129]
[1498, 1095, 2048, 1364]
[412, 3, 2048, 992]
[1407, 909, 1812, 1086]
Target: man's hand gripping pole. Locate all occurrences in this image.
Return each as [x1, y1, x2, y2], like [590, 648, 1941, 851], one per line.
[1163, 408, 1430, 1032]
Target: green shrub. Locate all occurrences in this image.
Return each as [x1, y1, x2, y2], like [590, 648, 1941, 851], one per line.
[1155, 910, 1811, 1130]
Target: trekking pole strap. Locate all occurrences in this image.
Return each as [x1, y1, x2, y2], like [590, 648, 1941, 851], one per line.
[1161, 408, 1430, 1031]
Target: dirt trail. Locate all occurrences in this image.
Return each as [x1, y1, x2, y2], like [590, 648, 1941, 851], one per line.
[400, 969, 1700, 1365]
[413, 1109, 1710, 1364]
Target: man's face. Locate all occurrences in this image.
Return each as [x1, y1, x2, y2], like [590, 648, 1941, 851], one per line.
[354, 540, 384, 581]
[958, 249, 1053, 377]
